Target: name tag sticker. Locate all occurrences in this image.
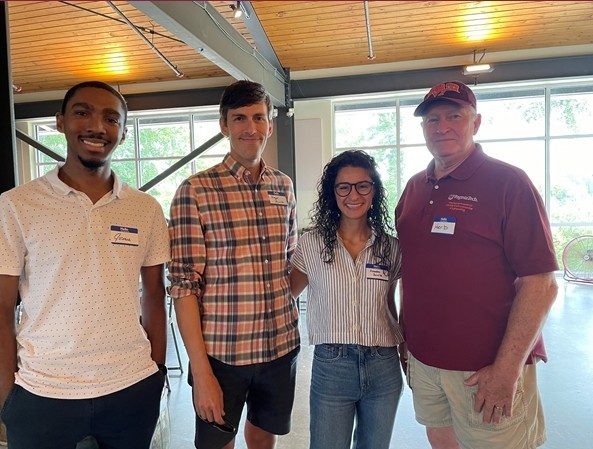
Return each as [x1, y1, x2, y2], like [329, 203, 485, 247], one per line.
[366, 263, 389, 281]
[268, 190, 288, 206]
[431, 216, 456, 235]
[110, 225, 139, 246]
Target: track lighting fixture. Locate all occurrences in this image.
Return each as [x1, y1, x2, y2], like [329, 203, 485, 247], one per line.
[230, 1, 243, 19]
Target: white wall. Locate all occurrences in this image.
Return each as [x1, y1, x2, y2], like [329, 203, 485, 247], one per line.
[293, 99, 333, 229]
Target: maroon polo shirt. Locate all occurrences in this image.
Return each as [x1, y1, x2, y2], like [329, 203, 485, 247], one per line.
[396, 144, 557, 371]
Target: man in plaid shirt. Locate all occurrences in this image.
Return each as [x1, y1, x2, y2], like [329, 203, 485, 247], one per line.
[168, 81, 300, 449]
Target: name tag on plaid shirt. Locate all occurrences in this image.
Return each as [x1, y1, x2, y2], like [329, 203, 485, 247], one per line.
[267, 190, 288, 205]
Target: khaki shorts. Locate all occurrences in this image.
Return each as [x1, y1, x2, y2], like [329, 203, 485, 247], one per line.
[407, 352, 546, 449]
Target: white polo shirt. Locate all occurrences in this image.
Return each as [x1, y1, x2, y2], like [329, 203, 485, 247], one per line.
[291, 230, 404, 347]
[0, 165, 170, 399]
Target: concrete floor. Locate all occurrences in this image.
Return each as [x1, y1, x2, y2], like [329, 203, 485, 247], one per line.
[165, 277, 593, 449]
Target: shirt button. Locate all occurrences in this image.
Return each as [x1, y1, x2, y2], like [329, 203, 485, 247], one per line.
[259, 212, 263, 217]
[262, 236, 267, 241]
[264, 259, 269, 264]
[429, 200, 434, 204]
[434, 185, 439, 189]
[266, 283, 271, 288]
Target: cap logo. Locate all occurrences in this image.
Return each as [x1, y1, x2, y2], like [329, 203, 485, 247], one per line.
[428, 82, 461, 99]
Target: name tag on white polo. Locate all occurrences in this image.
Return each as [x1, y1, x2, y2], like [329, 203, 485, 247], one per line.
[110, 225, 139, 246]
[268, 190, 288, 206]
[366, 263, 389, 281]
[431, 217, 456, 235]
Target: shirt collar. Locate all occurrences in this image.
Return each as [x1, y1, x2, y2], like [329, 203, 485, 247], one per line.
[44, 163, 128, 199]
[222, 153, 268, 183]
[425, 143, 486, 183]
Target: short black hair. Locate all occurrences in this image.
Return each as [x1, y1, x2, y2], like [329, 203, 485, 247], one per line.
[60, 81, 128, 123]
[219, 80, 273, 123]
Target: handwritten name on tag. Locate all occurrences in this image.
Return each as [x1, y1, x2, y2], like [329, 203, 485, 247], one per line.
[267, 190, 288, 206]
[431, 217, 456, 235]
[110, 225, 139, 246]
[366, 263, 389, 281]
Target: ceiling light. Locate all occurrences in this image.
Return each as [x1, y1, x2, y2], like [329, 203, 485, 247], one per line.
[463, 63, 494, 75]
[463, 49, 494, 77]
[230, 1, 243, 19]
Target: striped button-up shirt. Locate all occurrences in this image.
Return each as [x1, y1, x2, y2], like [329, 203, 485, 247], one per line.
[168, 153, 299, 365]
[291, 230, 403, 347]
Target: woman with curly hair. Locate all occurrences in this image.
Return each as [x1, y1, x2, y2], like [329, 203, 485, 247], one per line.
[290, 150, 404, 449]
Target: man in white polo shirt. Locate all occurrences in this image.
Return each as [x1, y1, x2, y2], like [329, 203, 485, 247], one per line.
[0, 81, 170, 449]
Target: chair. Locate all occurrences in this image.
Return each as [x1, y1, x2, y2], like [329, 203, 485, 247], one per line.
[165, 295, 183, 392]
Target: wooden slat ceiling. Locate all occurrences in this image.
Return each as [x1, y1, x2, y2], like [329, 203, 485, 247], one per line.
[8, 1, 250, 93]
[8, 1, 593, 95]
[253, 1, 593, 70]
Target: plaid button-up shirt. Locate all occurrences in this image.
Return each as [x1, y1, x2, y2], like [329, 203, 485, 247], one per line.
[168, 153, 299, 365]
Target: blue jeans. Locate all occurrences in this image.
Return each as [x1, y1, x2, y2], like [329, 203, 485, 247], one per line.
[309, 344, 403, 449]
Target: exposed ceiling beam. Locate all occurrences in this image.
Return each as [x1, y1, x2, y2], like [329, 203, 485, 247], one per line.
[239, 1, 283, 75]
[131, 1, 287, 106]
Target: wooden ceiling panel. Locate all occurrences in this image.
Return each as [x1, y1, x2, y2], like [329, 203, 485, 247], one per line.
[253, 1, 593, 71]
[8, 1, 232, 94]
[8, 1, 593, 96]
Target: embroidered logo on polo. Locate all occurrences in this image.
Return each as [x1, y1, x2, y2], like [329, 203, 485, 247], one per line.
[446, 193, 478, 212]
[110, 225, 139, 246]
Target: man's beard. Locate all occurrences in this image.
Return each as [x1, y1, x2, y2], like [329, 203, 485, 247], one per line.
[78, 155, 106, 171]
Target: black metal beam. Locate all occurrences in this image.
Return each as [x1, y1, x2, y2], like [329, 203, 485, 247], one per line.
[15, 55, 593, 120]
[15, 86, 227, 120]
[290, 54, 593, 100]
[0, 3, 16, 193]
[15, 129, 65, 162]
[274, 108, 296, 184]
[140, 132, 224, 192]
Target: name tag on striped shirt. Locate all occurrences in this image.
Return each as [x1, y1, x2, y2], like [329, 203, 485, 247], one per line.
[366, 263, 389, 281]
[267, 190, 288, 205]
[110, 225, 139, 246]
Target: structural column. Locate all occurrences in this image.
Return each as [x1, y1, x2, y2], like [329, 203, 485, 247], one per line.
[275, 107, 296, 184]
[0, 2, 16, 193]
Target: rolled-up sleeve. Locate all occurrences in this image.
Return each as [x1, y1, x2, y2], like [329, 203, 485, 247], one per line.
[167, 181, 205, 300]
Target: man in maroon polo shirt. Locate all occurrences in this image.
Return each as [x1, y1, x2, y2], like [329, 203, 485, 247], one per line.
[396, 81, 558, 449]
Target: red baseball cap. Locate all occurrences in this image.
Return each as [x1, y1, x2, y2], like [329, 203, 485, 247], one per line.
[414, 81, 477, 117]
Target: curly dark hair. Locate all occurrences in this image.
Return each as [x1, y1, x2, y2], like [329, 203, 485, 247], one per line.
[309, 150, 393, 266]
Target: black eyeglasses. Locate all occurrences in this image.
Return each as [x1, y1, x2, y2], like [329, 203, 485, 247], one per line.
[334, 181, 374, 197]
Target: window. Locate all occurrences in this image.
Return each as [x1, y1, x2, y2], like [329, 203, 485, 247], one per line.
[549, 88, 593, 261]
[29, 108, 229, 216]
[333, 79, 593, 266]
